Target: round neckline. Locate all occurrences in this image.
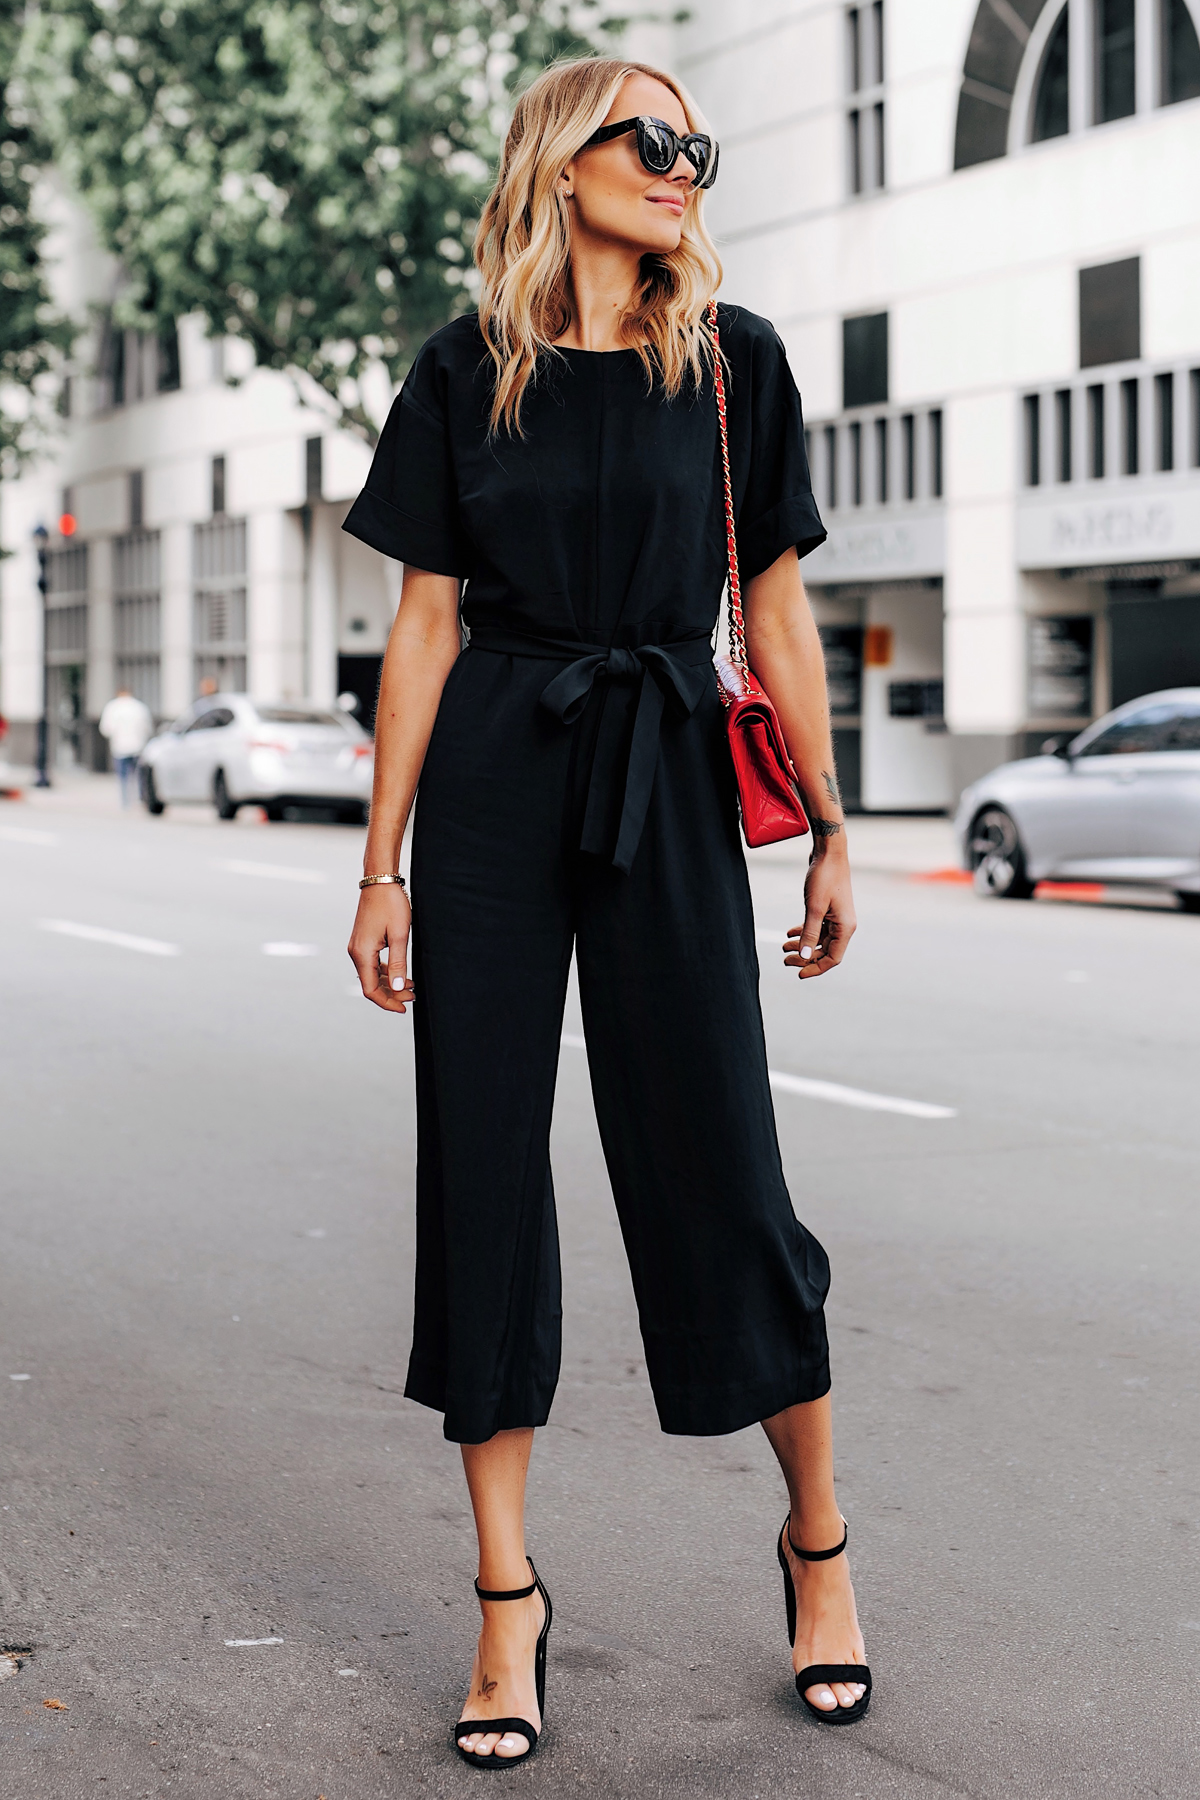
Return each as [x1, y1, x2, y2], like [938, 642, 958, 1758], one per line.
[554, 342, 641, 358]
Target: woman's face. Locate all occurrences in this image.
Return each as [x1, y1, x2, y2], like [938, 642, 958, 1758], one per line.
[563, 74, 699, 256]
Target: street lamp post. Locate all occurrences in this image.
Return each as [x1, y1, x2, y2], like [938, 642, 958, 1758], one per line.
[32, 523, 50, 788]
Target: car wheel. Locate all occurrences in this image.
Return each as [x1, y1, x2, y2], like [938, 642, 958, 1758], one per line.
[264, 801, 285, 822]
[213, 769, 238, 820]
[141, 766, 166, 815]
[1176, 891, 1200, 914]
[969, 806, 1035, 899]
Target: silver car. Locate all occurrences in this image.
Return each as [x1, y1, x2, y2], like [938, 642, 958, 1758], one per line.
[139, 694, 374, 822]
[956, 688, 1200, 911]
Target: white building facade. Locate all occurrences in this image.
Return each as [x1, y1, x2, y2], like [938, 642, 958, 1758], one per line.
[4, 1, 1200, 809]
[665, 0, 1200, 808]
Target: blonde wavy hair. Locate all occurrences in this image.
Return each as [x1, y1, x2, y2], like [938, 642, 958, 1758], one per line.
[475, 56, 723, 435]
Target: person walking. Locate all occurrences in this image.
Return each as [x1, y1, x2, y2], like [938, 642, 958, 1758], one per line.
[345, 56, 870, 1766]
[98, 686, 154, 808]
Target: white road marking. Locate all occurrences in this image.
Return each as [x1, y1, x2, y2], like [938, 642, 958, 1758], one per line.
[338, 1668, 359, 1677]
[262, 942, 319, 957]
[0, 825, 59, 846]
[768, 1071, 955, 1119]
[217, 859, 326, 884]
[39, 919, 181, 957]
[224, 1637, 284, 1647]
[9, 1373, 31, 1381]
[559, 1034, 953, 1118]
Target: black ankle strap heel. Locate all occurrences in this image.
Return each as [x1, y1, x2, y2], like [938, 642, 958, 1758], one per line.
[776, 1514, 872, 1725]
[453, 1559, 553, 1767]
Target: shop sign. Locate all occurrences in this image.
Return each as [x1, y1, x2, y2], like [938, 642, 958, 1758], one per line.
[1017, 484, 1200, 569]
[804, 509, 944, 583]
[1028, 616, 1093, 717]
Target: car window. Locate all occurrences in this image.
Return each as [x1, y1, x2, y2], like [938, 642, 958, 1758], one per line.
[254, 705, 348, 728]
[187, 707, 235, 732]
[1160, 703, 1200, 750]
[1078, 703, 1180, 756]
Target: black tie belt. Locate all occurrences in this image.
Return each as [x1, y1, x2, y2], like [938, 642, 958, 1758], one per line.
[468, 626, 714, 873]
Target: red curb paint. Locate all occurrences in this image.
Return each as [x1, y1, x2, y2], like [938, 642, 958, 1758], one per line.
[1035, 882, 1106, 901]
[911, 868, 973, 884]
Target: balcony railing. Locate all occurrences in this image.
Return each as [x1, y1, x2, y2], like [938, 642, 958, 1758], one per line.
[806, 404, 944, 514]
[1021, 362, 1200, 490]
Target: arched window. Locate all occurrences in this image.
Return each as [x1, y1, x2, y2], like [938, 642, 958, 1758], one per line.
[1166, 0, 1200, 103]
[1032, 6, 1071, 141]
[955, 0, 1200, 168]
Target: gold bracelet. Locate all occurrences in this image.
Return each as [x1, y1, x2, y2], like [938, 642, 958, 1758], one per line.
[358, 873, 406, 890]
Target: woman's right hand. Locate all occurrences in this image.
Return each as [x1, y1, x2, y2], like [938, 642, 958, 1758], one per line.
[348, 884, 414, 1013]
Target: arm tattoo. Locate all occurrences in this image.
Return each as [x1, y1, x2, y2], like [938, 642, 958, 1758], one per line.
[811, 817, 843, 838]
[821, 769, 841, 807]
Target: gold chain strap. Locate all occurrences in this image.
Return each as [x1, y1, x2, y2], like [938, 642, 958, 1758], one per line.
[708, 298, 747, 671]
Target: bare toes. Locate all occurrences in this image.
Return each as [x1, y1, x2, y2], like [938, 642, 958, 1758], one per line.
[475, 1732, 501, 1756]
[494, 1733, 530, 1758]
[806, 1684, 838, 1710]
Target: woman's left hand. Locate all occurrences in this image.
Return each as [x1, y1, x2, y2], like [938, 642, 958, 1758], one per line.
[783, 846, 856, 979]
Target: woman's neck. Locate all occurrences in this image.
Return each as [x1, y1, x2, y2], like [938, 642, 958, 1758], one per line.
[556, 239, 642, 351]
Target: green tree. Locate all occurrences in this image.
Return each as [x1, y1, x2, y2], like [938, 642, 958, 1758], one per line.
[0, 0, 74, 477]
[19, 0, 620, 446]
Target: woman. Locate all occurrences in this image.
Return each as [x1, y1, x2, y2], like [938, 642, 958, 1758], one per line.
[345, 56, 870, 1766]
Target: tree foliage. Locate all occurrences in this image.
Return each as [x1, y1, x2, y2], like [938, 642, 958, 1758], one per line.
[18, 0, 620, 445]
[0, 0, 74, 476]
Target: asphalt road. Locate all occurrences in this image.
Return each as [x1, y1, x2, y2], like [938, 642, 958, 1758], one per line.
[2, 780, 1198, 1799]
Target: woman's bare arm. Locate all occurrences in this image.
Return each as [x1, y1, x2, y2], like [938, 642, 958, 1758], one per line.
[742, 547, 856, 979]
[347, 565, 462, 1012]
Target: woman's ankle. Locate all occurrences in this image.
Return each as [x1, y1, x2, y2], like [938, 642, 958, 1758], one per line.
[787, 1503, 845, 1554]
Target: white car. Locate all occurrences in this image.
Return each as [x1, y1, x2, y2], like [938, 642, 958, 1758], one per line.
[956, 688, 1200, 912]
[139, 694, 373, 822]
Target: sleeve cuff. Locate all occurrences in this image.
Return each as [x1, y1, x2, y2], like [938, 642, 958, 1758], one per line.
[341, 486, 472, 578]
[738, 493, 828, 580]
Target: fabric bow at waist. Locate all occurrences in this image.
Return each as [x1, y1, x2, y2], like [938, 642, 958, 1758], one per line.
[469, 626, 714, 873]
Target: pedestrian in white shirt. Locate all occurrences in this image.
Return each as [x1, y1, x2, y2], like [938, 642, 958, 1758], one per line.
[98, 688, 154, 807]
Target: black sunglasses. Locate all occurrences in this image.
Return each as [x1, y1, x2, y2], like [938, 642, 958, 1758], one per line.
[582, 115, 719, 191]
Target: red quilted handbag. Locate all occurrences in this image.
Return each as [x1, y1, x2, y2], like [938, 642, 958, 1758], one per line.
[709, 300, 811, 848]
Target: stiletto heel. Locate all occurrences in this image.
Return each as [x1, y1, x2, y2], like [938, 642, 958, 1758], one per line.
[776, 1515, 872, 1725]
[453, 1559, 552, 1767]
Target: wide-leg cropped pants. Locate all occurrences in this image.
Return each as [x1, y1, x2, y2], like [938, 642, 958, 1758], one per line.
[405, 643, 831, 1445]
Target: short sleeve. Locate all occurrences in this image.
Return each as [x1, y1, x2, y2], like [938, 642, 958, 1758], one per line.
[341, 336, 473, 577]
[723, 309, 826, 580]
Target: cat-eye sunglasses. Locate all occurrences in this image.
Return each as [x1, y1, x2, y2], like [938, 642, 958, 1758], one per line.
[581, 115, 719, 191]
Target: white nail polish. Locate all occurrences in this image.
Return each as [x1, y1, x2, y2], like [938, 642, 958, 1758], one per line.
[391, 977, 405, 990]
[800, 946, 813, 960]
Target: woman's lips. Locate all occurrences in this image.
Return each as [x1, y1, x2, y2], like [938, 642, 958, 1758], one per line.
[648, 196, 685, 215]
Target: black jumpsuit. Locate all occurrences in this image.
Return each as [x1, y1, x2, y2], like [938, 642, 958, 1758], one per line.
[343, 304, 832, 1446]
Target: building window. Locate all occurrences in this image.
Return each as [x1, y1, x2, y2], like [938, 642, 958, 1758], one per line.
[901, 413, 915, 498]
[211, 455, 226, 517]
[843, 312, 889, 409]
[193, 516, 248, 695]
[1079, 257, 1140, 367]
[1121, 377, 1139, 473]
[1033, 7, 1072, 141]
[846, 3, 885, 194]
[875, 416, 889, 502]
[1088, 383, 1106, 476]
[1165, 0, 1200, 100]
[1098, 0, 1137, 121]
[824, 424, 838, 508]
[1192, 369, 1200, 465]
[114, 530, 162, 716]
[1056, 388, 1073, 480]
[1155, 372, 1174, 470]
[849, 420, 863, 505]
[1024, 394, 1042, 486]
[129, 469, 144, 531]
[305, 436, 323, 504]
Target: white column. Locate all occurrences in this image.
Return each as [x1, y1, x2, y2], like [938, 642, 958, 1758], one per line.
[248, 508, 305, 701]
[943, 390, 1026, 742]
[308, 503, 338, 704]
[160, 521, 192, 717]
[1069, 0, 1095, 132]
[1135, 0, 1160, 111]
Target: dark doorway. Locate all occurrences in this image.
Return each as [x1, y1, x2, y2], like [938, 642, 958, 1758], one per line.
[1108, 588, 1200, 707]
[337, 653, 383, 734]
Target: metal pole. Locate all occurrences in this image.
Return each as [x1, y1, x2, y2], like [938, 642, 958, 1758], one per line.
[33, 524, 50, 787]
